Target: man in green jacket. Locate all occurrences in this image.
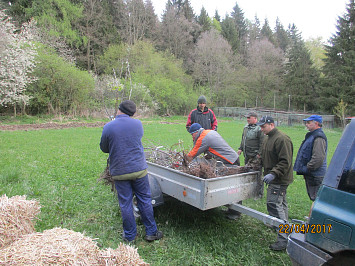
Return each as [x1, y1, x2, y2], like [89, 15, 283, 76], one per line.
[237, 112, 264, 165]
[257, 116, 293, 251]
[238, 112, 264, 199]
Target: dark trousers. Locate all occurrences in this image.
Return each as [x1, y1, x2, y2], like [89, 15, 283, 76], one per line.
[114, 174, 157, 241]
[304, 175, 323, 201]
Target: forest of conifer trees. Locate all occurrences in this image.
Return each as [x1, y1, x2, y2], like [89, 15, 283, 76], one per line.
[0, 0, 354, 117]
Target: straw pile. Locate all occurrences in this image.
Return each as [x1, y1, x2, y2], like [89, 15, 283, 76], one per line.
[0, 194, 41, 248]
[0, 228, 101, 265]
[0, 228, 149, 265]
[100, 244, 149, 266]
[0, 195, 149, 265]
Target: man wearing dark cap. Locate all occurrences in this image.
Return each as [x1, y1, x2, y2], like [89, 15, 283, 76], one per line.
[186, 123, 239, 165]
[257, 116, 293, 251]
[100, 100, 163, 243]
[186, 95, 218, 132]
[294, 115, 327, 201]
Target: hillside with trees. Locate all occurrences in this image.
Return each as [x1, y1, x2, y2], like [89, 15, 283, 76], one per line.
[0, 0, 354, 117]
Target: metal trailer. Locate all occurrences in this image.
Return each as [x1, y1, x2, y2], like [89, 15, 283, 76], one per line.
[146, 161, 285, 228]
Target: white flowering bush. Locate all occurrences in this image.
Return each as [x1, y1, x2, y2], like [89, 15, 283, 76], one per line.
[0, 10, 38, 115]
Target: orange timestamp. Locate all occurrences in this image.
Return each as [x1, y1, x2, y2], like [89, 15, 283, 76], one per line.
[279, 223, 332, 234]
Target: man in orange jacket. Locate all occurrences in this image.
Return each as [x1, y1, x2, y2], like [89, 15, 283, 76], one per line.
[186, 123, 239, 165]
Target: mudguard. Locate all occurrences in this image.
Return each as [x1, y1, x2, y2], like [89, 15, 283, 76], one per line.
[148, 174, 164, 207]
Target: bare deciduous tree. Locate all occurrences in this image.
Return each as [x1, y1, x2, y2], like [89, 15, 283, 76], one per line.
[246, 38, 284, 107]
[192, 29, 240, 105]
[159, 4, 198, 62]
[122, 0, 158, 45]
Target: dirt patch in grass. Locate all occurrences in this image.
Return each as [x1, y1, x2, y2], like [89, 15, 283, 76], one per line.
[0, 122, 107, 131]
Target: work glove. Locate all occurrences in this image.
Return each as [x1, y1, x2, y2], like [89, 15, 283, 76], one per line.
[263, 173, 276, 184]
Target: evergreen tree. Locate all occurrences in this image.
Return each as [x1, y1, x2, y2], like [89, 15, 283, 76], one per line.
[321, 0, 355, 115]
[182, 0, 195, 21]
[2, 0, 34, 23]
[274, 18, 289, 53]
[221, 15, 239, 53]
[214, 10, 220, 22]
[197, 7, 211, 32]
[167, 0, 194, 21]
[230, 2, 247, 55]
[248, 15, 261, 43]
[260, 18, 275, 45]
[284, 24, 320, 112]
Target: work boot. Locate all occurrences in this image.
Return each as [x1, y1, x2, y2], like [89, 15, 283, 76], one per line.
[144, 230, 163, 242]
[225, 208, 241, 220]
[122, 235, 137, 245]
[269, 240, 287, 251]
[123, 237, 136, 244]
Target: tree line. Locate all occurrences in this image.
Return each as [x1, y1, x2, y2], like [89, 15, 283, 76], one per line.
[0, 0, 354, 118]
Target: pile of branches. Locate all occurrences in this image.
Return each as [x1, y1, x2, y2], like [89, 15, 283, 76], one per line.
[144, 143, 259, 179]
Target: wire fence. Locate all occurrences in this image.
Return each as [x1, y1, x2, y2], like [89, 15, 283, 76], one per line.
[214, 107, 336, 128]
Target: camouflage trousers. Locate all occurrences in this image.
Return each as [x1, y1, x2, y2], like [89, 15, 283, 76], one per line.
[266, 184, 289, 243]
[245, 156, 263, 198]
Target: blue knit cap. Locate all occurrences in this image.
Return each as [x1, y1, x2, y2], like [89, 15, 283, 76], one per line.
[189, 123, 202, 134]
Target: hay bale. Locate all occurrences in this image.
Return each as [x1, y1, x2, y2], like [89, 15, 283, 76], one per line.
[0, 227, 101, 265]
[0, 194, 41, 248]
[99, 243, 149, 266]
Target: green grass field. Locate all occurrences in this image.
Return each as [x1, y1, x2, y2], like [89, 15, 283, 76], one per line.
[0, 116, 343, 265]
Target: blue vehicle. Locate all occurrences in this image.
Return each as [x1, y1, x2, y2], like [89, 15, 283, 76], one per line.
[287, 119, 355, 265]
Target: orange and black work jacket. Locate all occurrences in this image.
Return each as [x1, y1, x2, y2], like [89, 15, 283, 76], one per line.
[188, 129, 238, 164]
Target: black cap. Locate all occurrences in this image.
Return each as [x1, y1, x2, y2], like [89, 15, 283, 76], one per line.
[256, 116, 274, 126]
[119, 100, 136, 116]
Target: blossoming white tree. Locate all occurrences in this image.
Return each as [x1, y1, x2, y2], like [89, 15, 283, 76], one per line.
[0, 10, 38, 116]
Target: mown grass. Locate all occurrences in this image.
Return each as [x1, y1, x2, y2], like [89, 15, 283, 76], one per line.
[0, 116, 342, 265]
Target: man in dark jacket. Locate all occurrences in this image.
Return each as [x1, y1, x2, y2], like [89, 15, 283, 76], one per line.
[100, 100, 163, 243]
[186, 95, 218, 132]
[257, 116, 293, 251]
[294, 115, 327, 201]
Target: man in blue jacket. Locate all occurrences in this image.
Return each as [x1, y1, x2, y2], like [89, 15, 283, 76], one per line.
[100, 100, 163, 243]
[294, 115, 327, 201]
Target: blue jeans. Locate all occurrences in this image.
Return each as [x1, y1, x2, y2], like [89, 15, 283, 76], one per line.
[114, 174, 158, 241]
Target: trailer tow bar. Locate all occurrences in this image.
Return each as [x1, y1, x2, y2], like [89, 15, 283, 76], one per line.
[228, 203, 286, 228]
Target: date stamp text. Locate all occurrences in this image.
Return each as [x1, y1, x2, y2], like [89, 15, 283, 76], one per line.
[279, 224, 332, 234]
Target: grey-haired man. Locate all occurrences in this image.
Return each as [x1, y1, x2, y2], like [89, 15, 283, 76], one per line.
[294, 115, 327, 201]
